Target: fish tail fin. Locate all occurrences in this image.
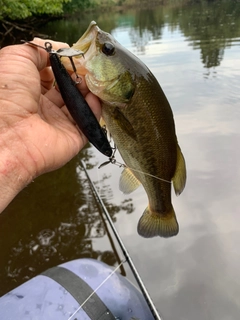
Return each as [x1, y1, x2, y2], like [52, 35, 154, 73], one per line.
[137, 206, 179, 238]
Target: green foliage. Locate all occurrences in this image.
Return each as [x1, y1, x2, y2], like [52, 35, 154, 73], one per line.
[63, 0, 94, 13]
[0, 0, 70, 21]
[62, 0, 118, 13]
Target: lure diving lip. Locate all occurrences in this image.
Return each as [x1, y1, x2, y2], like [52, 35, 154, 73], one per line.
[23, 40, 113, 158]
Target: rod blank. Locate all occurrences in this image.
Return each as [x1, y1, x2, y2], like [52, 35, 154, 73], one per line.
[80, 160, 162, 320]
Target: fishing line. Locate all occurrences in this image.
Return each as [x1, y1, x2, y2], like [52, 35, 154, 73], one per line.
[123, 163, 171, 184]
[99, 155, 172, 184]
[67, 260, 125, 320]
[80, 159, 162, 320]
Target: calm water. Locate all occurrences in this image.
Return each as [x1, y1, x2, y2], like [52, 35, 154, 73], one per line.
[1, 1, 240, 319]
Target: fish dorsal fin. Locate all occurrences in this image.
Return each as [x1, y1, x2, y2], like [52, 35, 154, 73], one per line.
[172, 144, 187, 196]
[113, 107, 136, 140]
[119, 167, 141, 194]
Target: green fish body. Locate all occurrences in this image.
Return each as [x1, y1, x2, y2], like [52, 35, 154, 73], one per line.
[68, 21, 187, 238]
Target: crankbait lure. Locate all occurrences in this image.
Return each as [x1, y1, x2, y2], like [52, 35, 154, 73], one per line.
[23, 40, 113, 157]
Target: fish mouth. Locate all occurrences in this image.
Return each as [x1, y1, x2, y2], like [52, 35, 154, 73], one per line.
[66, 21, 99, 75]
[61, 22, 98, 75]
[70, 21, 122, 102]
[72, 21, 99, 55]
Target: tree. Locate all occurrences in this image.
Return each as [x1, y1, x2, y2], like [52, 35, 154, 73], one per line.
[0, 0, 70, 21]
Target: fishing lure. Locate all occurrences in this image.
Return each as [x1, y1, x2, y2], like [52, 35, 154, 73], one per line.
[23, 40, 113, 157]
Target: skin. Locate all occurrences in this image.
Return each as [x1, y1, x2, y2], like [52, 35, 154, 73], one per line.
[0, 38, 101, 213]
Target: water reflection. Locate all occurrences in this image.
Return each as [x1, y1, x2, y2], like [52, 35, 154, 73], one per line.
[0, 147, 134, 295]
[177, 0, 240, 68]
[129, 7, 165, 53]
[122, 0, 240, 68]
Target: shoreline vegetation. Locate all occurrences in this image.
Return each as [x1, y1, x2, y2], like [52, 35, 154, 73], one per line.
[0, 0, 189, 45]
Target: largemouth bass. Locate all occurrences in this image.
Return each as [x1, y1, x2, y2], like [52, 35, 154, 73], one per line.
[64, 21, 187, 238]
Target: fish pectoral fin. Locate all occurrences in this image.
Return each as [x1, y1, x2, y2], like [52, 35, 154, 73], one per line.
[99, 117, 106, 127]
[119, 167, 141, 194]
[137, 205, 179, 238]
[99, 117, 110, 138]
[113, 107, 136, 140]
[172, 144, 187, 196]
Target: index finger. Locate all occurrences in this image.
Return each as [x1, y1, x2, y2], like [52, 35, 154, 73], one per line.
[32, 38, 70, 52]
[0, 42, 49, 75]
[18, 38, 70, 72]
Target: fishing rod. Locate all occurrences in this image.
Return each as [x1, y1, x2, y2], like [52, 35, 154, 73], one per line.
[87, 169, 126, 276]
[80, 159, 162, 320]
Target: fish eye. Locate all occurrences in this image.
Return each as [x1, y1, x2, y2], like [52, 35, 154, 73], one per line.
[102, 42, 115, 56]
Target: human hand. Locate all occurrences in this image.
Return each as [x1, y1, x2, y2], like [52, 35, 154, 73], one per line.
[0, 39, 101, 212]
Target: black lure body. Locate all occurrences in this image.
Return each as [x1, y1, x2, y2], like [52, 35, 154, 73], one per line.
[23, 40, 113, 157]
[48, 51, 112, 157]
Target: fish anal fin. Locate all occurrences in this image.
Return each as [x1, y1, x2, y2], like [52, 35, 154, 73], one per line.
[173, 144, 187, 196]
[137, 205, 179, 238]
[119, 167, 141, 194]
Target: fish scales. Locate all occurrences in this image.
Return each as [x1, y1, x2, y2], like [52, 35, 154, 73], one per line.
[63, 21, 187, 238]
[102, 77, 177, 213]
